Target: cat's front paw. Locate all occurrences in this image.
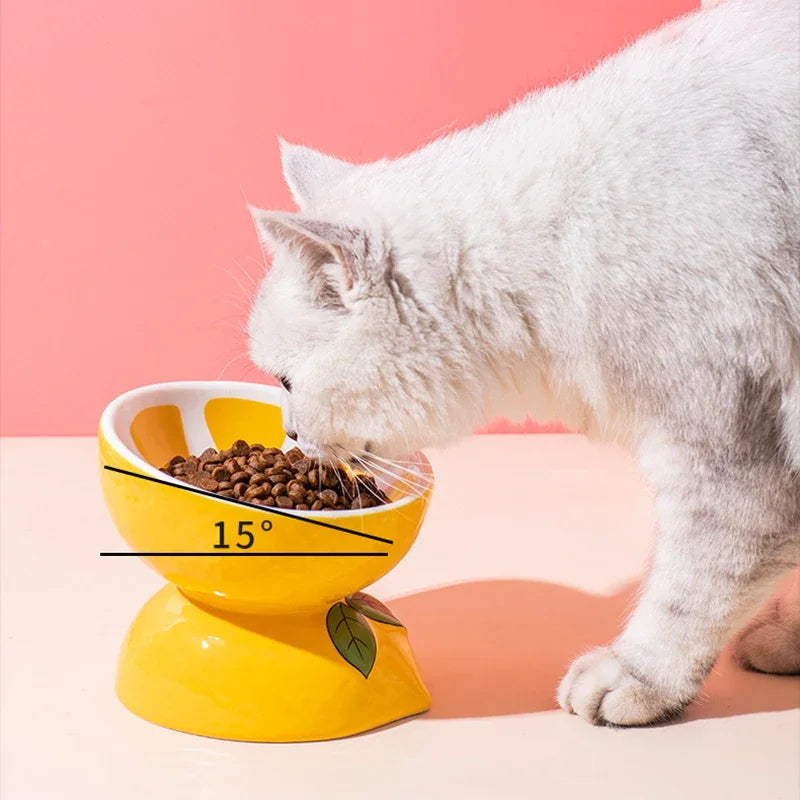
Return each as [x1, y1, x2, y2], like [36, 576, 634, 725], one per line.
[557, 647, 686, 726]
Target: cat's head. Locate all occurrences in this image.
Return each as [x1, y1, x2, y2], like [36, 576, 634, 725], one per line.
[247, 142, 482, 463]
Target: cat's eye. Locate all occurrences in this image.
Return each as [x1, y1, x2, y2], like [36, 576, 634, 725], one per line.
[277, 375, 292, 393]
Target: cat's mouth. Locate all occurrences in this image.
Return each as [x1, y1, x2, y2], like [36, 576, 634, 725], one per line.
[290, 436, 358, 467]
[292, 436, 397, 472]
[289, 435, 329, 463]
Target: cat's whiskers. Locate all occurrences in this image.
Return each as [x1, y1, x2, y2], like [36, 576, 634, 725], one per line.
[232, 258, 259, 289]
[357, 451, 429, 490]
[217, 351, 251, 380]
[334, 447, 388, 503]
[218, 261, 258, 306]
[349, 451, 430, 497]
[359, 451, 422, 469]
[346, 456, 390, 503]
[333, 454, 350, 509]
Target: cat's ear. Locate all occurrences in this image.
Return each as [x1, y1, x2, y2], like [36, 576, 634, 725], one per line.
[249, 206, 368, 303]
[279, 139, 353, 210]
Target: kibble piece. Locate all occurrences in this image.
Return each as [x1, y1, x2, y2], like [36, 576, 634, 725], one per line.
[293, 472, 310, 488]
[262, 496, 276, 506]
[187, 473, 219, 492]
[230, 471, 249, 485]
[231, 439, 250, 456]
[248, 473, 266, 486]
[287, 485, 306, 504]
[219, 448, 233, 459]
[271, 482, 288, 498]
[217, 489, 235, 498]
[250, 442, 265, 451]
[168, 455, 186, 467]
[182, 459, 198, 475]
[275, 495, 294, 509]
[217, 480, 232, 490]
[258, 452, 276, 469]
[339, 480, 354, 502]
[295, 503, 309, 510]
[351, 496, 378, 509]
[244, 484, 267, 500]
[285, 447, 304, 464]
[319, 489, 338, 507]
[294, 457, 311, 475]
[211, 466, 230, 482]
[233, 482, 247, 498]
[307, 469, 319, 486]
[319, 466, 339, 489]
[310, 499, 324, 511]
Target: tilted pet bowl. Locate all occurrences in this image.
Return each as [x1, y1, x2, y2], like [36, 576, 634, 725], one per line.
[99, 381, 433, 741]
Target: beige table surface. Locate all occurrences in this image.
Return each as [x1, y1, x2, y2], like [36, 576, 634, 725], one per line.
[1, 435, 798, 800]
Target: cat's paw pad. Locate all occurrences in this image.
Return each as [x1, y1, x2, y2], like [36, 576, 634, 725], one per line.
[557, 647, 684, 726]
[734, 602, 800, 675]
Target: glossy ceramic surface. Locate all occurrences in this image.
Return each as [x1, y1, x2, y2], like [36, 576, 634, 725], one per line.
[117, 584, 431, 742]
[98, 381, 433, 741]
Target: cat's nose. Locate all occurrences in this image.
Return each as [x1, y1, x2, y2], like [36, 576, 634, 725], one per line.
[285, 429, 298, 441]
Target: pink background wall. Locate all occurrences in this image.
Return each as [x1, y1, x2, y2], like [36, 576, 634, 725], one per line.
[0, 0, 696, 435]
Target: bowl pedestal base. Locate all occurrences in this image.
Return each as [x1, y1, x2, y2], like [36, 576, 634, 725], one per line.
[116, 584, 431, 742]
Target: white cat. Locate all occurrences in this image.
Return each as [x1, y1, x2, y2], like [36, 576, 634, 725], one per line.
[247, 0, 800, 725]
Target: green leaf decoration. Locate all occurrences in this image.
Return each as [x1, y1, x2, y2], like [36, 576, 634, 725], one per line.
[346, 592, 404, 628]
[326, 602, 377, 678]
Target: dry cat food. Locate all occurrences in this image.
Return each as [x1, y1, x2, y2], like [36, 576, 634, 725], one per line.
[160, 440, 389, 511]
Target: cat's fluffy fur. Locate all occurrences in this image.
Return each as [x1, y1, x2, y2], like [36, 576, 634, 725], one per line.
[248, 0, 800, 725]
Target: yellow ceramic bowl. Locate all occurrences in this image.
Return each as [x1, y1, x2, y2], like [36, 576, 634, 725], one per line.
[99, 380, 433, 614]
[99, 381, 435, 741]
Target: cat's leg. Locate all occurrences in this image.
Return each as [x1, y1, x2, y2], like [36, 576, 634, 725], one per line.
[557, 440, 799, 726]
[733, 569, 800, 674]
